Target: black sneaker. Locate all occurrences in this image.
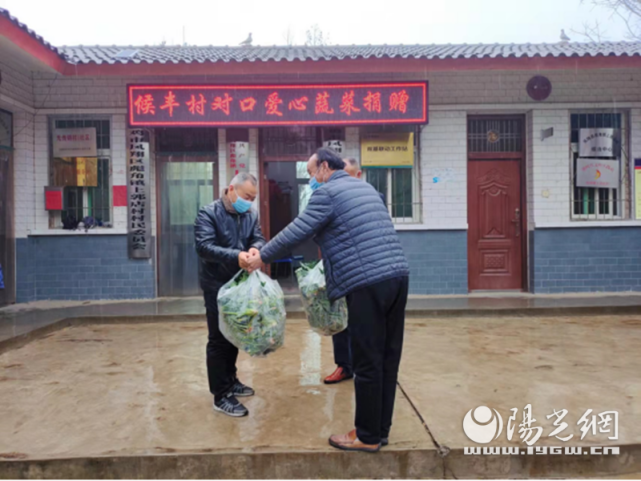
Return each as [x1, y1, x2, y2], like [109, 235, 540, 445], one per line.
[382, 438, 389, 446]
[231, 380, 255, 397]
[213, 393, 248, 417]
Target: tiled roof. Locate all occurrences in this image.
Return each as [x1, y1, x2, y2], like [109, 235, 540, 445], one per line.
[3, 8, 641, 66]
[59, 42, 641, 65]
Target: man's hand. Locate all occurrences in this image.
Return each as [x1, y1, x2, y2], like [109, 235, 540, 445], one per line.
[246, 249, 263, 273]
[238, 251, 251, 270]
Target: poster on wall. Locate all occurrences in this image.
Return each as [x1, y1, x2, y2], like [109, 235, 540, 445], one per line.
[227, 141, 249, 184]
[634, 159, 641, 220]
[53, 128, 97, 157]
[76, 158, 98, 187]
[127, 129, 152, 259]
[361, 132, 414, 167]
[576, 158, 620, 189]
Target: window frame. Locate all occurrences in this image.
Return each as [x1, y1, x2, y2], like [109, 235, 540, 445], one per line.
[569, 110, 630, 221]
[361, 126, 422, 224]
[48, 115, 113, 228]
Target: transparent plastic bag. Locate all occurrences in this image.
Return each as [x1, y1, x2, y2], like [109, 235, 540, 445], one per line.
[217, 270, 286, 357]
[295, 260, 348, 336]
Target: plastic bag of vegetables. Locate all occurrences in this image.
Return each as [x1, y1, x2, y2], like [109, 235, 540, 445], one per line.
[217, 270, 286, 357]
[295, 260, 348, 336]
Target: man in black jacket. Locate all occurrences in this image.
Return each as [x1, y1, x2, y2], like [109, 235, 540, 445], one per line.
[246, 148, 409, 452]
[194, 172, 266, 417]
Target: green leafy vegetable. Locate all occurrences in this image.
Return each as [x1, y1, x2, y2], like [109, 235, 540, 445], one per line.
[217, 270, 286, 357]
[296, 260, 348, 336]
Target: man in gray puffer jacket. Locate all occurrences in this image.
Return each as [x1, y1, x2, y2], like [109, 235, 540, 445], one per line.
[246, 147, 409, 453]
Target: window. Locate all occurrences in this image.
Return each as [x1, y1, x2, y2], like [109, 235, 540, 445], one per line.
[50, 118, 112, 226]
[362, 126, 421, 223]
[570, 112, 629, 219]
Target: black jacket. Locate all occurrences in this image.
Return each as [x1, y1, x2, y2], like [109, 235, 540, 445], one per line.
[194, 199, 266, 291]
[261, 170, 409, 301]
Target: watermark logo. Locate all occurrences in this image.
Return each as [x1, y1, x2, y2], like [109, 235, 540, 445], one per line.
[462, 404, 620, 456]
[462, 406, 503, 444]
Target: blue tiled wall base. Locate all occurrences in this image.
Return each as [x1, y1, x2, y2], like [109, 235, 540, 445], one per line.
[16, 236, 155, 303]
[397, 230, 468, 295]
[532, 227, 641, 293]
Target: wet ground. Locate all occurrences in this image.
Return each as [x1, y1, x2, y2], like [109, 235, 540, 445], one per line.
[2, 292, 641, 345]
[0, 313, 637, 467]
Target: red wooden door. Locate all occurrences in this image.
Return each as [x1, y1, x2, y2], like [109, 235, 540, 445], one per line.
[467, 160, 522, 290]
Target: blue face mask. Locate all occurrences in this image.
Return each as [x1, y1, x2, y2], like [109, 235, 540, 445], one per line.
[232, 194, 252, 214]
[309, 176, 323, 191]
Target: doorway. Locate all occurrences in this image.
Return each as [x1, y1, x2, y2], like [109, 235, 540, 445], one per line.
[262, 161, 319, 289]
[467, 116, 526, 291]
[158, 155, 218, 297]
[259, 127, 331, 290]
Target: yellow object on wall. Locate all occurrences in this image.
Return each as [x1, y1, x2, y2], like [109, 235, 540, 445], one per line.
[361, 133, 414, 168]
[76, 158, 98, 187]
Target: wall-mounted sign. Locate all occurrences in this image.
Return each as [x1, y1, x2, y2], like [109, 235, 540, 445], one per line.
[53, 128, 97, 158]
[227, 141, 249, 184]
[128, 83, 428, 127]
[576, 158, 620, 189]
[44, 186, 63, 211]
[579, 128, 621, 158]
[361, 133, 414, 168]
[323, 140, 344, 154]
[127, 129, 152, 259]
[634, 159, 641, 220]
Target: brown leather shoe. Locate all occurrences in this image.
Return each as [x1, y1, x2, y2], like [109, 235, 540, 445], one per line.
[324, 367, 353, 384]
[329, 429, 381, 453]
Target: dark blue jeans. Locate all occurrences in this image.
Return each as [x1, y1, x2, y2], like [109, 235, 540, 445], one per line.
[332, 327, 352, 374]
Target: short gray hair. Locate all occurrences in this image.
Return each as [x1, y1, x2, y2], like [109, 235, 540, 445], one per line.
[344, 158, 360, 170]
[230, 172, 257, 187]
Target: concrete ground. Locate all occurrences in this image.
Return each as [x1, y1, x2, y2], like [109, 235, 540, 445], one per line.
[1, 313, 640, 478]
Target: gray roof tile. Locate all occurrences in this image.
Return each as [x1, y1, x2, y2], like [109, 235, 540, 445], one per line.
[3, 8, 641, 66]
[57, 42, 641, 65]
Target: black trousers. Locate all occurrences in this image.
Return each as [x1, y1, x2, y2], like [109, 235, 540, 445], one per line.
[347, 276, 409, 445]
[204, 290, 239, 401]
[332, 327, 352, 374]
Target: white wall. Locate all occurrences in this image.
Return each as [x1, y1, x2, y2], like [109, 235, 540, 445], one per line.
[7, 66, 640, 239]
[420, 111, 468, 229]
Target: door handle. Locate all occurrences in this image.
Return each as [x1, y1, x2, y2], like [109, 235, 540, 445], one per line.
[511, 208, 521, 237]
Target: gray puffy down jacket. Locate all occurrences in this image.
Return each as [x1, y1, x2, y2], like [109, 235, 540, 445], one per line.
[260, 170, 409, 301]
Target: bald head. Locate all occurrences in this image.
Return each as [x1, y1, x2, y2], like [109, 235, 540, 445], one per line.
[343, 158, 362, 179]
